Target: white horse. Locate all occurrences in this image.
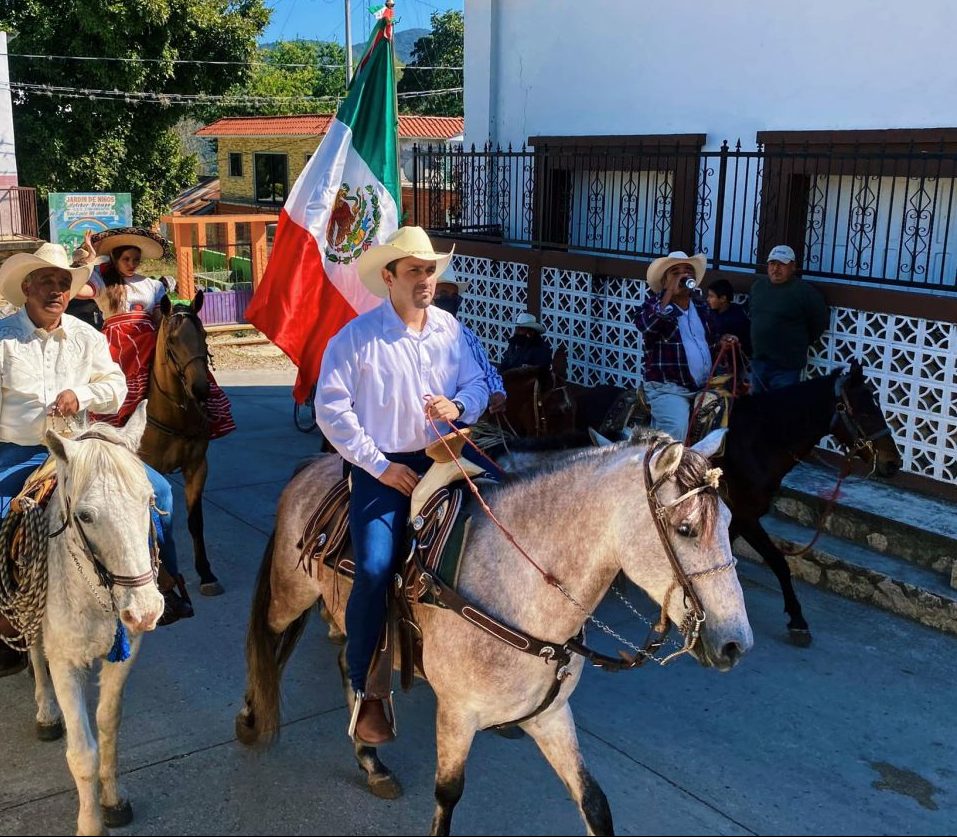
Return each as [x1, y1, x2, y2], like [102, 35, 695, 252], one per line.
[24, 402, 164, 837]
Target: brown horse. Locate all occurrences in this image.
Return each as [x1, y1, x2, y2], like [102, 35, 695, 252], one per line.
[236, 432, 753, 834]
[498, 346, 577, 437]
[139, 292, 223, 596]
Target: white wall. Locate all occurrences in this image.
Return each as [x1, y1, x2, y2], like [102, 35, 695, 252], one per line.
[465, 0, 957, 149]
[0, 32, 17, 188]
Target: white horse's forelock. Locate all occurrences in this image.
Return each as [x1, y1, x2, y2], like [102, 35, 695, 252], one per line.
[68, 423, 152, 500]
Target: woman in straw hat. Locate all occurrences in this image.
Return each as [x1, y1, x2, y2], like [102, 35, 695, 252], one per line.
[632, 250, 737, 442]
[73, 228, 235, 439]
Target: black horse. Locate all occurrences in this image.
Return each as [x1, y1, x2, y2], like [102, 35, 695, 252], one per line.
[716, 360, 901, 645]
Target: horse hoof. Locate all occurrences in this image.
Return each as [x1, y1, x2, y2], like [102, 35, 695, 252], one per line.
[367, 772, 402, 800]
[788, 628, 813, 647]
[493, 726, 526, 740]
[101, 799, 133, 828]
[200, 581, 225, 597]
[36, 719, 64, 741]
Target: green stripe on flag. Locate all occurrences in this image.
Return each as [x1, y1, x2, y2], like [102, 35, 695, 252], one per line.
[335, 18, 400, 208]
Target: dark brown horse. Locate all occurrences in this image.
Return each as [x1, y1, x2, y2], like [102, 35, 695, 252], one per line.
[140, 292, 223, 596]
[498, 346, 577, 437]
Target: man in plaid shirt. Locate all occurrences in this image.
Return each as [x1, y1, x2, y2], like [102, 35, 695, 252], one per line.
[634, 251, 736, 441]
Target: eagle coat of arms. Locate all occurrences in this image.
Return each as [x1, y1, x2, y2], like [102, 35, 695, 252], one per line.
[324, 183, 382, 265]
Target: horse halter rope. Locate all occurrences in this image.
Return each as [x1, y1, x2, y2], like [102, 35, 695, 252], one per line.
[49, 432, 160, 607]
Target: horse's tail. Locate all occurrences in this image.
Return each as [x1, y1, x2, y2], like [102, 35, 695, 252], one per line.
[235, 531, 310, 746]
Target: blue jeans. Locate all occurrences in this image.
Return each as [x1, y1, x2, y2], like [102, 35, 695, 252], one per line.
[0, 442, 178, 578]
[643, 380, 696, 442]
[750, 360, 802, 394]
[345, 445, 500, 692]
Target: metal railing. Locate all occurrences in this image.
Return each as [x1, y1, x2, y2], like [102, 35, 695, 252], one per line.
[412, 141, 957, 293]
[0, 187, 39, 240]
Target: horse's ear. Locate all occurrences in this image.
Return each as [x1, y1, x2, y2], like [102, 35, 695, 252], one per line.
[119, 401, 149, 452]
[690, 428, 727, 461]
[552, 346, 568, 380]
[45, 430, 79, 465]
[648, 442, 684, 484]
[589, 428, 615, 447]
[192, 289, 204, 314]
[160, 295, 172, 316]
[847, 359, 864, 384]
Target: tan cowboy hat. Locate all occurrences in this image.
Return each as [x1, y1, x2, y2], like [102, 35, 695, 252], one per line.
[646, 250, 707, 294]
[92, 227, 166, 261]
[435, 265, 468, 292]
[0, 243, 95, 307]
[356, 226, 454, 298]
[512, 312, 545, 333]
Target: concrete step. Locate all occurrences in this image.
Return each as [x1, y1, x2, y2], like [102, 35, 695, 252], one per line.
[735, 515, 957, 636]
[774, 462, 957, 587]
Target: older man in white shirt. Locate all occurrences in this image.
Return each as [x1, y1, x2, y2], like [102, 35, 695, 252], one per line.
[0, 244, 185, 676]
[316, 227, 490, 746]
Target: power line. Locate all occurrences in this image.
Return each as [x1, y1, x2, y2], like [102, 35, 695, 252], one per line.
[3, 52, 463, 71]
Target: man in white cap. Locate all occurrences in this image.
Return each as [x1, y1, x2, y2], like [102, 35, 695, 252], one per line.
[633, 250, 733, 441]
[315, 226, 489, 746]
[749, 244, 828, 392]
[433, 269, 507, 413]
[499, 312, 553, 372]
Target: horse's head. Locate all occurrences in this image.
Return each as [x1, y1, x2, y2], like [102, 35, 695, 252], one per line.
[45, 402, 164, 633]
[831, 360, 902, 477]
[500, 349, 576, 437]
[620, 432, 753, 671]
[158, 291, 211, 409]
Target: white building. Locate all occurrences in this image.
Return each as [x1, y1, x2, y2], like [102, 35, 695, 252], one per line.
[0, 31, 17, 190]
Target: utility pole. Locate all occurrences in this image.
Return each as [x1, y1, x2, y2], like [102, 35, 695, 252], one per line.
[344, 0, 353, 83]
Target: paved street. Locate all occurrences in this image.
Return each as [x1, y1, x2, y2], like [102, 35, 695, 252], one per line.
[1, 370, 955, 836]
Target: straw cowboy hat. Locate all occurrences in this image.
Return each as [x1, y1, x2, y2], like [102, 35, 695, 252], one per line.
[435, 265, 468, 292]
[0, 242, 95, 307]
[92, 227, 167, 261]
[356, 226, 454, 298]
[645, 250, 707, 294]
[512, 312, 546, 333]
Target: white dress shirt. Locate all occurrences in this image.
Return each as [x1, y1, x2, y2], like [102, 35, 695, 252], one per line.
[88, 269, 170, 317]
[677, 303, 712, 388]
[0, 309, 128, 445]
[316, 301, 489, 477]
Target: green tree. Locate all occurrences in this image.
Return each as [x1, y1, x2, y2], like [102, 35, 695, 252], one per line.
[215, 40, 347, 117]
[2, 0, 270, 226]
[396, 10, 463, 117]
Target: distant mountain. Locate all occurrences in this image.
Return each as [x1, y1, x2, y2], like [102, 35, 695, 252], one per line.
[259, 28, 429, 66]
[391, 28, 428, 64]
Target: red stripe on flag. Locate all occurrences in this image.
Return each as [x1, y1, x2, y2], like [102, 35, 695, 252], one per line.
[245, 211, 357, 403]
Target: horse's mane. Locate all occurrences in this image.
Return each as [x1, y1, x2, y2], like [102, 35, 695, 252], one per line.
[67, 423, 152, 500]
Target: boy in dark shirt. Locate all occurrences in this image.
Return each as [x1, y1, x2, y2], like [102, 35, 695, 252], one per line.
[706, 278, 751, 356]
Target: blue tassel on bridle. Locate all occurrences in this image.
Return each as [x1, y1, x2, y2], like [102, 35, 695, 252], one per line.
[106, 619, 131, 663]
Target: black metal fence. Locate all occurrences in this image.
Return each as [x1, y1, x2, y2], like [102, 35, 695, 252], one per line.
[412, 141, 957, 292]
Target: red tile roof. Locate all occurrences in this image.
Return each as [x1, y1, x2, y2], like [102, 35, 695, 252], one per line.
[196, 114, 463, 140]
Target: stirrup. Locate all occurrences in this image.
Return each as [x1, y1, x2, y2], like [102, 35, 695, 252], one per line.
[347, 690, 397, 741]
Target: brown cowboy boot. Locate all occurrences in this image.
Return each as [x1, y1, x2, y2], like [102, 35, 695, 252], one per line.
[351, 695, 396, 746]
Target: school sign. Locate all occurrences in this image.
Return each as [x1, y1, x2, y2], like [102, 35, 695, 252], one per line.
[48, 192, 132, 251]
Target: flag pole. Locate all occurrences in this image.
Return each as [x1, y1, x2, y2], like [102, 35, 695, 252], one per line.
[345, 0, 354, 82]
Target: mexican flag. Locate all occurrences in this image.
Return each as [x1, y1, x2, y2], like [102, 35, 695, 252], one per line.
[245, 9, 400, 402]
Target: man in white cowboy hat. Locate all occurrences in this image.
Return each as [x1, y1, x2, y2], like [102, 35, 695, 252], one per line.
[433, 268, 507, 413]
[633, 250, 735, 441]
[499, 312, 553, 373]
[0, 242, 129, 675]
[315, 225, 490, 745]
[749, 244, 828, 392]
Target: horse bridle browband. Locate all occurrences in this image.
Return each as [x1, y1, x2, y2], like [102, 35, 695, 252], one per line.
[50, 431, 159, 596]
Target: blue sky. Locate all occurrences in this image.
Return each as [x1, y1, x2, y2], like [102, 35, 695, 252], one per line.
[261, 0, 464, 44]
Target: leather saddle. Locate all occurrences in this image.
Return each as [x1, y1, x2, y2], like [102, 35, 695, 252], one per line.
[295, 431, 488, 699]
